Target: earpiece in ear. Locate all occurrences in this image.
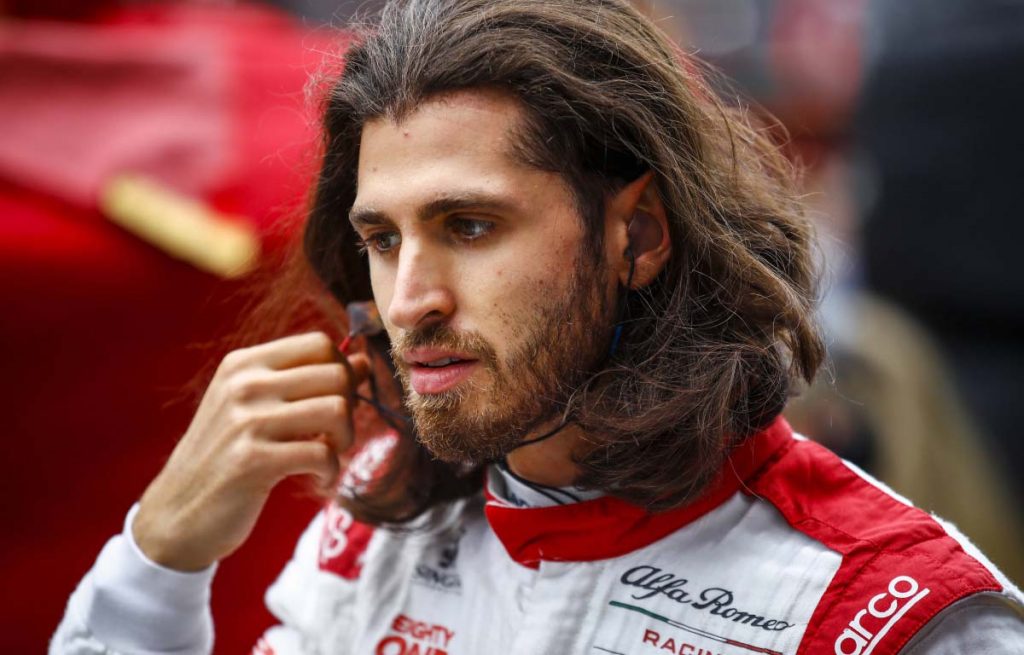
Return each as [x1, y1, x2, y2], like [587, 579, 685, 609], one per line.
[626, 211, 664, 258]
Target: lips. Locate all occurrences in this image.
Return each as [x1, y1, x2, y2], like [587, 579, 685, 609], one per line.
[408, 360, 478, 395]
[402, 348, 480, 395]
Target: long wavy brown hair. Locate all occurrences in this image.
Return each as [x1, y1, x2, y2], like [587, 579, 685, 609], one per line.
[247, 0, 824, 524]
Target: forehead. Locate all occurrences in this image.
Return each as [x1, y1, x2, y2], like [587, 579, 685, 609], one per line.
[354, 90, 546, 212]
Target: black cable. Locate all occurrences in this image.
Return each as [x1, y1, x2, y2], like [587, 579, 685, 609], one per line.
[608, 247, 636, 357]
[505, 414, 572, 451]
[356, 393, 410, 424]
[505, 248, 636, 454]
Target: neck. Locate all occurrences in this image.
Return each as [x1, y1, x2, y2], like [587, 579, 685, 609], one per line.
[504, 421, 587, 487]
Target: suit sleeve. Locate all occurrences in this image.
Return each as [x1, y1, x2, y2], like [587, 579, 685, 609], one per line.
[49, 504, 216, 655]
[899, 593, 1024, 655]
[248, 502, 376, 655]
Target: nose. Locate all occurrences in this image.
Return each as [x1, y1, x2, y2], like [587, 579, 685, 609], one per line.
[385, 239, 456, 331]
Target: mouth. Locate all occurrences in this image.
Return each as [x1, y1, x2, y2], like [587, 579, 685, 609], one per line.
[418, 356, 466, 368]
[403, 350, 480, 395]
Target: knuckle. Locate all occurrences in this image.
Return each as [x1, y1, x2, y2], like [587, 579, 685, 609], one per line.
[219, 348, 249, 374]
[228, 439, 264, 470]
[222, 376, 248, 401]
[227, 405, 260, 434]
[227, 372, 268, 403]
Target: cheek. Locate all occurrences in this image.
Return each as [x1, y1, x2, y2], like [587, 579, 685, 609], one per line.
[458, 264, 517, 337]
[459, 255, 569, 348]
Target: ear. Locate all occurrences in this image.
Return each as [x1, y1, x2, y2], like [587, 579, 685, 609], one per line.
[604, 171, 671, 289]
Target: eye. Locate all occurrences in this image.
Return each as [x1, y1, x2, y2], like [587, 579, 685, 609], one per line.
[359, 231, 401, 255]
[449, 217, 494, 241]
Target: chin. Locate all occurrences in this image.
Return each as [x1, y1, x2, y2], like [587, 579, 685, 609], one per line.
[411, 403, 526, 465]
[414, 429, 500, 465]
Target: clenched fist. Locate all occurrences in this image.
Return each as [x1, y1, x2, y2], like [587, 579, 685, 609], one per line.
[133, 332, 371, 571]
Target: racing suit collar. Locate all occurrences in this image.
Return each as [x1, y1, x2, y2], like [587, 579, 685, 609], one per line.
[483, 416, 794, 568]
[488, 461, 605, 508]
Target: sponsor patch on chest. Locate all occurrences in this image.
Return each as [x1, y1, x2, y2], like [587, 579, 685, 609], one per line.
[620, 565, 795, 632]
[375, 614, 456, 655]
[589, 562, 809, 655]
[412, 530, 464, 594]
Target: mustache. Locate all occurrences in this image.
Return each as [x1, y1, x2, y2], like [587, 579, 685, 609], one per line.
[390, 323, 499, 370]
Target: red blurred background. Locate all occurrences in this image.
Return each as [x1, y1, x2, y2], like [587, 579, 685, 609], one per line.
[1, 3, 339, 650]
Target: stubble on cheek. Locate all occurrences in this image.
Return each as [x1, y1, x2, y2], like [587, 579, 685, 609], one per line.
[391, 255, 614, 465]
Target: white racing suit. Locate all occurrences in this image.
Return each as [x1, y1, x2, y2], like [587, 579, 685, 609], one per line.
[53, 419, 1024, 654]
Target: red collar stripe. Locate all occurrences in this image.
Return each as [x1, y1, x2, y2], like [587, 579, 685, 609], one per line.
[484, 417, 794, 568]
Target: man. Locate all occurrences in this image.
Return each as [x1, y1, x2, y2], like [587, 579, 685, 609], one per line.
[54, 1, 1023, 653]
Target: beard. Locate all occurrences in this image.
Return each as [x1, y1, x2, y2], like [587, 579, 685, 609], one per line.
[390, 257, 614, 465]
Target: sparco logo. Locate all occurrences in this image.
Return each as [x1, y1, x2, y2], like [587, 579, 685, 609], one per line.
[834, 575, 930, 655]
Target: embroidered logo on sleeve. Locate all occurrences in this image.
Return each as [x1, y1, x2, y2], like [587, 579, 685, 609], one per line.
[833, 576, 930, 655]
[318, 502, 374, 579]
[318, 434, 397, 579]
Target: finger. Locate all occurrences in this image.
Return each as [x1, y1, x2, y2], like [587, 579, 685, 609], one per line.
[258, 396, 355, 453]
[265, 439, 340, 487]
[244, 332, 337, 371]
[279, 353, 371, 401]
[267, 362, 363, 402]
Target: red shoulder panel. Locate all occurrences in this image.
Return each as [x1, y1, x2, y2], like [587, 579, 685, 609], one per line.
[749, 437, 1002, 655]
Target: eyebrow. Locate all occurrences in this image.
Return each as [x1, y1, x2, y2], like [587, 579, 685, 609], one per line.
[348, 192, 519, 229]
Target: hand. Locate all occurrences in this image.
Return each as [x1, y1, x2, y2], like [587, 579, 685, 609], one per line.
[132, 332, 370, 571]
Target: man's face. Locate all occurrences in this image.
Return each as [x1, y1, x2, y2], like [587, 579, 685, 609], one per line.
[350, 91, 615, 463]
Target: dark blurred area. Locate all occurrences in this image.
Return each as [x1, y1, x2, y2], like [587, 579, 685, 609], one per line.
[2, 0, 1022, 651]
[857, 0, 1024, 503]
